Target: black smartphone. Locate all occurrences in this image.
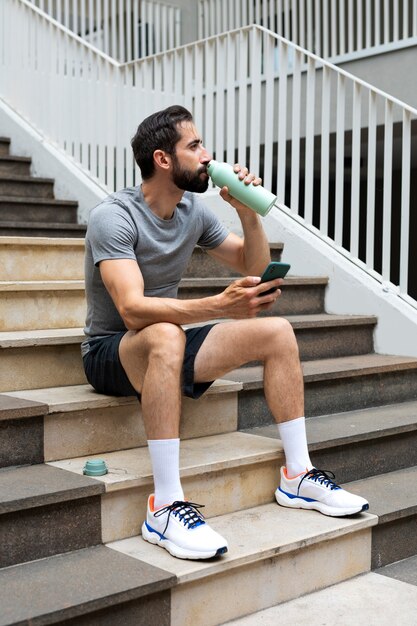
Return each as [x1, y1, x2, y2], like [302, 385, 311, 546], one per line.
[258, 261, 291, 295]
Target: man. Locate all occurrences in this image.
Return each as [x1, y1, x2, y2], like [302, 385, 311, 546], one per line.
[82, 105, 368, 561]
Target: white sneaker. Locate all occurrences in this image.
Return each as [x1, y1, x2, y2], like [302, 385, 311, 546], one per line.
[141, 495, 228, 560]
[275, 467, 369, 517]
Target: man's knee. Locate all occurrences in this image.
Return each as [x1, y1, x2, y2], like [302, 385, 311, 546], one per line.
[145, 323, 186, 367]
[267, 317, 299, 357]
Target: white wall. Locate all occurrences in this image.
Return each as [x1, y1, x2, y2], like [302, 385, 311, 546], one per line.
[203, 189, 417, 357]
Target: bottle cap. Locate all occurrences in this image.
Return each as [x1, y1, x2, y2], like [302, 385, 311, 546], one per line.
[83, 459, 108, 476]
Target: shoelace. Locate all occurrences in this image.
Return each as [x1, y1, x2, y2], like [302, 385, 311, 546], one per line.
[153, 500, 206, 536]
[298, 468, 341, 494]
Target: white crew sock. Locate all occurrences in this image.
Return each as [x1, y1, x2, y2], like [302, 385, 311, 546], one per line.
[147, 438, 185, 509]
[277, 416, 313, 478]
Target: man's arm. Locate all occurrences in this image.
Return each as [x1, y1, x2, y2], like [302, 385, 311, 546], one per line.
[99, 258, 282, 331]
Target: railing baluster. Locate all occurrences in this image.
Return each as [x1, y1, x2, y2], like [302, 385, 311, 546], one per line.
[382, 99, 393, 281]
[204, 38, 215, 155]
[237, 29, 248, 165]
[335, 73, 346, 246]
[320, 65, 331, 235]
[263, 33, 274, 191]
[350, 82, 361, 257]
[304, 55, 315, 225]
[215, 35, 226, 162]
[400, 109, 411, 294]
[249, 28, 261, 173]
[366, 90, 377, 270]
[277, 39, 288, 204]
[290, 47, 301, 214]
[226, 33, 236, 165]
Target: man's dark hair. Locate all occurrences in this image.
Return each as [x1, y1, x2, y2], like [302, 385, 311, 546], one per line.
[131, 105, 194, 179]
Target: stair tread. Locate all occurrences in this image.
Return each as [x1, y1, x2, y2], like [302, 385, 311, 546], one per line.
[108, 502, 376, 584]
[227, 354, 417, 387]
[346, 466, 417, 522]
[0, 236, 85, 245]
[180, 276, 328, 286]
[0, 195, 78, 206]
[0, 220, 85, 229]
[0, 173, 54, 183]
[0, 545, 175, 626]
[0, 393, 47, 421]
[246, 400, 417, 449]
[0, 463, 104, 514]
[0, 155, 31, 164]
[0, 279, 84, 291]
[224, 572, 417, 625]
[0, 314, 378, 345]
[4, 378, 242, 414]
[47, 431, 284, 493]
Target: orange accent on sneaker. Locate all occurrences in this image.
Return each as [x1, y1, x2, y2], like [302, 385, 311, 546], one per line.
[284, 467, 308, 480]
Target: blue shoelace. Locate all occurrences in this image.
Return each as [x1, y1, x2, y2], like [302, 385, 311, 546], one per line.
[154, 500, 206, 535]
[298, 468, 341, 495]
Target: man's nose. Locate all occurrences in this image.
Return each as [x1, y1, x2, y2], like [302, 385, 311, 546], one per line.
[200, 146, 212, 163]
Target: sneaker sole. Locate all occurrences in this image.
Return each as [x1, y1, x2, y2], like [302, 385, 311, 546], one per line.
[141, 522, 228, 560]
[275, 489, 369, 517]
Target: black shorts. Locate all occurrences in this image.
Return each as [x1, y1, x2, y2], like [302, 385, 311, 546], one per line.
[82, 324, 216, 400]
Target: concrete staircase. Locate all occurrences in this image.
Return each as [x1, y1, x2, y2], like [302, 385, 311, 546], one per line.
[0, 137, 85, 237]
[1, 201, 417, 622]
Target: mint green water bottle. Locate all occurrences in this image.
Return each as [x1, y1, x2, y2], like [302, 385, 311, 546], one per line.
[207, 160, 277, 217]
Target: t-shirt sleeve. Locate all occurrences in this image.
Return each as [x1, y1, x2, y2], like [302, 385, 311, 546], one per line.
[197, 204, 229, 250]
[87, 202, 138, 266]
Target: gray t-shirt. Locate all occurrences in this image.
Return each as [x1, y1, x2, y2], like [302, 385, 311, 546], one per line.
[83, 185, 228, 342]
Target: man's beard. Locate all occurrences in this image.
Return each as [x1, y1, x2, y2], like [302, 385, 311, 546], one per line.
[171, 155, 209, 193]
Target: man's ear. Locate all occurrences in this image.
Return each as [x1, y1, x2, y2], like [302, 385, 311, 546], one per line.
[153, 149, 171, 172]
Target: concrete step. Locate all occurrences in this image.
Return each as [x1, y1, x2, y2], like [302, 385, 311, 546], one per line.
[108, 504, 376, 626]
[0, 174, 55, 198]
[0, 463, 104, 567]
[346, 466, 417, 568]
[0, 394, 47, 468]
[48, 431, 285, 543]
[248, 400, 417, 483]
[0, 328, 86, 391]
[0, 281, 86, 331]
[183, 242, 284, 278]
[0, 138, 10, 157]
[179, 275, 328, 315]
[0, 155, 31, 177]
[0, 236, 85, 281]
[0, 545, 175, 626]
[0, 220, 86, 237]
[4, 378, 241, 462]
[229, 354, 417, 429]
[0, 196, 78, 223]
[0, 314, 377, 388]
[224, 571, 417, 625]
[377, 554, 417, 587]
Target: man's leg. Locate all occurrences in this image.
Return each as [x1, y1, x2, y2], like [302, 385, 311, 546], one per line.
[119, 322, 185, 507]
[194, 318, 369, 517]
[119, 322, 228, 559]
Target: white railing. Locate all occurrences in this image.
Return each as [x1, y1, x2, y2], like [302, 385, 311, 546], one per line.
[199, 0, 417, 61]
[28, 0, 181, 61]
[2, 0, 417, 307]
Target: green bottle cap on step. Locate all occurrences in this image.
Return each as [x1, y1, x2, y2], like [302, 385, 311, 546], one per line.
[83, 459, 108, 476]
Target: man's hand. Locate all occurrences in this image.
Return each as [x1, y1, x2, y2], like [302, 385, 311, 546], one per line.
[218, 275, 283, 319]
[219, 164, 262, 215]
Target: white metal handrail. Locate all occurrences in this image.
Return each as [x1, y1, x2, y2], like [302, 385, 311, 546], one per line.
[27, 0, 181, 61]
[2, 0, 417, 307]
[199, 0, 417, 61]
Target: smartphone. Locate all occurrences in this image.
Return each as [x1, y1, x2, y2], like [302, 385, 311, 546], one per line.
[258, 261, 291, 295]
